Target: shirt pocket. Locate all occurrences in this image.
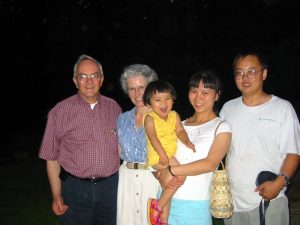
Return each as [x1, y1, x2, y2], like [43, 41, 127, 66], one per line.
[106, 126, 118, 145]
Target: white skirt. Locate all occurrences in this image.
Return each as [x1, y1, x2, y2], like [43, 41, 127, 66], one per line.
[117, 161, 160, 225]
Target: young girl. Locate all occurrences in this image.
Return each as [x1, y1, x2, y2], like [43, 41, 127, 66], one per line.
[143, 80, 195, 225]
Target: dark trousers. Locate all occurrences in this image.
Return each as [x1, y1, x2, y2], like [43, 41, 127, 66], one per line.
[59, 172, 118, 225]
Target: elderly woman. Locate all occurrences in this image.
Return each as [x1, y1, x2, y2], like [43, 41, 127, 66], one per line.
[117, 64, 160, 225]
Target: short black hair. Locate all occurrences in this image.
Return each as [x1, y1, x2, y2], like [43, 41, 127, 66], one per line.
[233, 50, 268, 70]
[143, 80, 177, 105]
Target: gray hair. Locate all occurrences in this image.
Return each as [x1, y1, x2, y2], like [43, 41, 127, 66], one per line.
[73, 54, 103, 77]
[120, 64, 158, 94]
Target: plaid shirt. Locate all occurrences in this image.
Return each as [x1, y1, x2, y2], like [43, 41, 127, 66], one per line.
[39, 93, 122, 178]
[117, 107, 148, 163]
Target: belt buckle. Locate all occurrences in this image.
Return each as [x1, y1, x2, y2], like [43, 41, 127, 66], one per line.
[91, 177, 97, 183]
[134, 163, 138, 169]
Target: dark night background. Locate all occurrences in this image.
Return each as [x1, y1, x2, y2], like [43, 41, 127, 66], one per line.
[2, 0, 300, 160]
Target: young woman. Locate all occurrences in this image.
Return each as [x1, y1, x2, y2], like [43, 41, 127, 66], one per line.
[157, 70, 232, 225]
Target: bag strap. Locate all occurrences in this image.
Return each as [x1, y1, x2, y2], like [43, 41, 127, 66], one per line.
[259, 199, 270, 225]
[219, 160, 225, 170]
[214, 121, 225, 170]
[214, 120, 224, 138]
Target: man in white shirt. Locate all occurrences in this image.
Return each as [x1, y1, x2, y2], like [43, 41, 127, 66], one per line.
[220, 50, 300, 225]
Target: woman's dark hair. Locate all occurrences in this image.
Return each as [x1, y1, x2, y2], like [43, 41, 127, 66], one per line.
[143, 80, 177, 105]
[188, 70, 222, 115]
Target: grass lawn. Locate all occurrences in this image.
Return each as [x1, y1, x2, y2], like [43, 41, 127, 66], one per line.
[0, 156, 224, 225]
[0, 157, 59, 225]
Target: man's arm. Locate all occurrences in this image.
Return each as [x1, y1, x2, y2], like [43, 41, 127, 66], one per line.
[256, 153, 300, 200]
[46, 160, 69, 215]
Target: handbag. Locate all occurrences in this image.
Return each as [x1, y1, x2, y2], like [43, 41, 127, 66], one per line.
[209, 121, 234, 219]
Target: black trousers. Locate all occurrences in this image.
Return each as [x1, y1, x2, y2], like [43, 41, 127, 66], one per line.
[59, 172, 118, 225]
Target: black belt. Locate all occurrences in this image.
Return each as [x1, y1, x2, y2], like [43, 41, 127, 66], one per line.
[60, 167, 117, 183]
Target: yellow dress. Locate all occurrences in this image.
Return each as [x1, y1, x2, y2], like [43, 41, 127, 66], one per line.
[145, 110, 178, 166]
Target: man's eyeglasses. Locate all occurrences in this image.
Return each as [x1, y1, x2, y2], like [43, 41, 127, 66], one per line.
[234, 68, 264, 80]
[76, 73, 101, 82]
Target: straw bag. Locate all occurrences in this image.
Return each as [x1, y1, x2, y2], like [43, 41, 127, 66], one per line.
[209, 121, 234, 219]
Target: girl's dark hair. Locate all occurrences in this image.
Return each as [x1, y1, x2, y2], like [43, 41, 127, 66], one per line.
[188, 70, 222, 115]
[143, 80, 177, 105]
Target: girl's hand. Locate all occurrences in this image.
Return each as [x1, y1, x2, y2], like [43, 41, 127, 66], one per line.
[159, 154, 169, 166]
[186, 140, 196, 152]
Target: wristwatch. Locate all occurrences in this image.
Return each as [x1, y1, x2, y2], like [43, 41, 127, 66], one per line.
[278, 172, 290, 186]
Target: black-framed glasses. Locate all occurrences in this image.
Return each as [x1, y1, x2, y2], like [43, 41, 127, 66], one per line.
[76, 73, 101, 82]
[234, 68, 264, 80]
